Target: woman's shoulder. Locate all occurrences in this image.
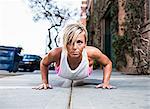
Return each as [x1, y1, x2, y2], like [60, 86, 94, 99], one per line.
[53, 47, 62, 53]
[47, 47, 62, 60]
[85, 46, 100, 53]
[85, 46, 102, 58]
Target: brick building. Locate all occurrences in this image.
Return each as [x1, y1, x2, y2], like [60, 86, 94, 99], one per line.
[83, 0, 150, 74]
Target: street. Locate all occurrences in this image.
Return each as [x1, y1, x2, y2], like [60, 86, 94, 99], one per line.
[0, 70, 150, 109]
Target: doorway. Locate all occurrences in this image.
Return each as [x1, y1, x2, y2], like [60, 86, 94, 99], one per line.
[104, 8, 116, 68]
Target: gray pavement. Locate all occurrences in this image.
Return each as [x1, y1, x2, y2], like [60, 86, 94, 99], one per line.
[0, 70, 150, 109]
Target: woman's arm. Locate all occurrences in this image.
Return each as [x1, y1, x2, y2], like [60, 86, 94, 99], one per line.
[86, 46, 115, 89]
[34, 47, 61, 90]
[40, 53, 53, 85]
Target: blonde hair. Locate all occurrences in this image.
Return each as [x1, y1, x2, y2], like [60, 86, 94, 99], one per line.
[63, 22, 88, 49]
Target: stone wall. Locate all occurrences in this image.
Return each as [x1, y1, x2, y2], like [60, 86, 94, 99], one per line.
[141, 20, 150, 74]
[87, 0, 149, 74]
[87, 0, 112, 50]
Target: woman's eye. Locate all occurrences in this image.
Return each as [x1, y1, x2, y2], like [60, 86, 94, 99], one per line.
[77, 40, 83, 44]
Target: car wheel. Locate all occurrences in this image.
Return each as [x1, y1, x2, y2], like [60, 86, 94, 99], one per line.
[13, 70, 18, 73]
[23, 68, 27, 72]
[29, 68, 34, 72]
[8, 70, 12, 73]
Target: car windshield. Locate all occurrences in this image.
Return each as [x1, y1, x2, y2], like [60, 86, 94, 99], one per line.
[23, 55, 40, 60]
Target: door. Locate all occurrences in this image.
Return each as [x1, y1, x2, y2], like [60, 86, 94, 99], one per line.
[104, 8, 116, 68]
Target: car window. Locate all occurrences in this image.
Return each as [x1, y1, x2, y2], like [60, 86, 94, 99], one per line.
[23, 55, 41, 60]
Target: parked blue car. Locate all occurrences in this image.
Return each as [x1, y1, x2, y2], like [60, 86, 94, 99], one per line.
[18, 54, 42, 72]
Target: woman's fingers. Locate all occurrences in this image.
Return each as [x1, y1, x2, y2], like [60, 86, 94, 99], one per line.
[95, 84, 103, 88]
[43, 84, 47, 90]
[95, 83, 117, 89]
[47, 84, 53, 89]
[33, 83, 53, 90]
[32, 84, 43, 90]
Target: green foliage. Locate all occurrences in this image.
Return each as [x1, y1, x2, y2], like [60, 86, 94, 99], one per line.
[111, 0, 145, 69]
[112, 35, 132, 55]
[93, 59, 100, 70]
[110, 1, 118, 34]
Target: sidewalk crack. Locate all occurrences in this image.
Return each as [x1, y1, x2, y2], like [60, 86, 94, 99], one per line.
[67, 80, 73, 109]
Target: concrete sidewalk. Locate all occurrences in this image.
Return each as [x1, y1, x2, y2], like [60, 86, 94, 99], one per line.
[0, 70, 149, 109]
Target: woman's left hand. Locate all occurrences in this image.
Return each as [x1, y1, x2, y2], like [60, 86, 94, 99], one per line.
[95, 83, 116, 89]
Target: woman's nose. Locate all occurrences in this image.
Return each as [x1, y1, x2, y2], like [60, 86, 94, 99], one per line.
[72, 43, 77, 49]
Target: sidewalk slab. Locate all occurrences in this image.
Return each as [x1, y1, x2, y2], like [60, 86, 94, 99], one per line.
[0, 70, 23, 78]
[70, 70, 150, 109]
[0, 71, 71, 109]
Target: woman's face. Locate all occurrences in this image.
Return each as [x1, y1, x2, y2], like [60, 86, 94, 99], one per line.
[66, 31, 86, 58]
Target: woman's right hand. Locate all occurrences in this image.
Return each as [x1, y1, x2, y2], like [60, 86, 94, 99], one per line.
[33, 83, 53, 90]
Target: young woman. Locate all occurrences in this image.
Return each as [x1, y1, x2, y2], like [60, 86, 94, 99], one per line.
[35, 22, 115, 89]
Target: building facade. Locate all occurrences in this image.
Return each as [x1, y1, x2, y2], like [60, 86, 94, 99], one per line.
[86, 0, 150, 74]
